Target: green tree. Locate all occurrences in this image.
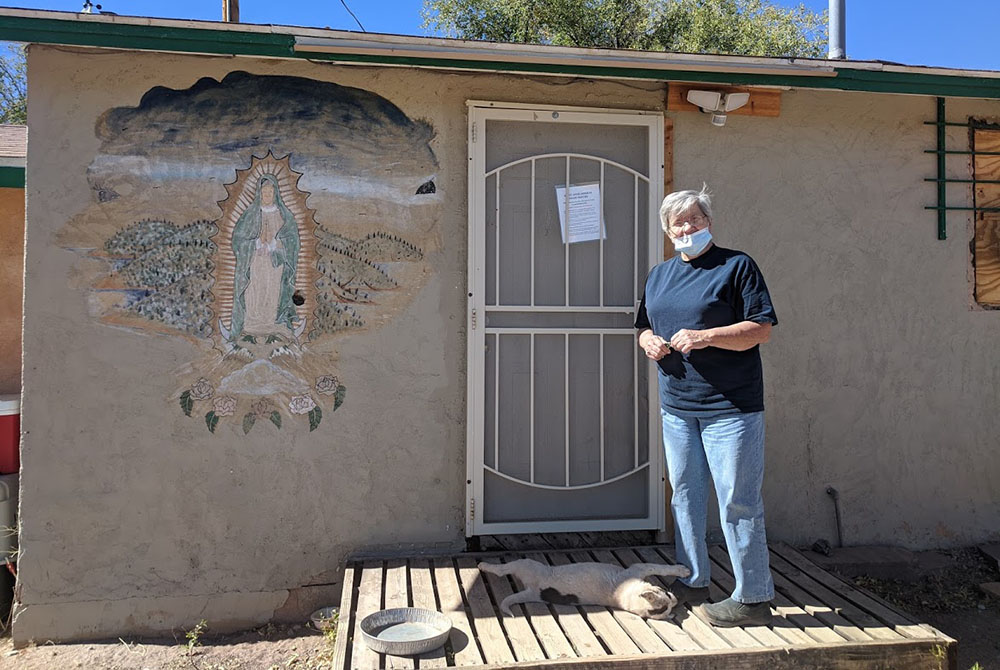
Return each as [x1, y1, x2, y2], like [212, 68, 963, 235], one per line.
[422, 0, 827, 57]
[0, 42, 26, 125]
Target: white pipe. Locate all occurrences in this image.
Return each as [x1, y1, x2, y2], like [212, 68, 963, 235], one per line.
[829, 0, 846, 59]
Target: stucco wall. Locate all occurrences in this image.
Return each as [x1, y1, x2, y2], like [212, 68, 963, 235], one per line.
[17, 43, 1000, 643]
[671, 91, 1000, 552]
[0, 186, 23, 394]
[16, 45, 671, 643]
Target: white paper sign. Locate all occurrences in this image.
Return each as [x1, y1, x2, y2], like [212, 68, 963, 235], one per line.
[555, 183, 604, 244]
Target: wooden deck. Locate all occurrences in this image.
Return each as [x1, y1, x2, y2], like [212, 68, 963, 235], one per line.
[331, 542, 956, 670]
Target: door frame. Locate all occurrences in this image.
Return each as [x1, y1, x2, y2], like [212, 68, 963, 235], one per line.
[465, 101, 665, 536]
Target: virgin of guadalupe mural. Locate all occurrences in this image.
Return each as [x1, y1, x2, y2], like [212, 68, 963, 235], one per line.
[213, 156, 318, 354]
[229, 175, 301, 341]
[60, 72, 441, 435]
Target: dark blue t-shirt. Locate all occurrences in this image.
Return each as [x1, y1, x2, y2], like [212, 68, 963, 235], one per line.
[634, 245, 777, 416]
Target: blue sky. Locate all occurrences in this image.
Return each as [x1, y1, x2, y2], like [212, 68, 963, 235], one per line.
[3, 0, 998, 71]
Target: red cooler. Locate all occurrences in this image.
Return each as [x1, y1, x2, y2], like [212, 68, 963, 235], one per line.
[0, 395, 19, 474]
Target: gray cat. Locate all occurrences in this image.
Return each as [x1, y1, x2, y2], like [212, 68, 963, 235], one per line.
[478, 558, 691, 620]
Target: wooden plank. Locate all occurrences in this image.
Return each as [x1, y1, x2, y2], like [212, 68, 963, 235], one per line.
[331, 563, 356, 670]
[757, 551, 871, 643]
[686, 546, 806, 647]
[704, 546, 816, 647]
[705, 545, 848, 645]
[472, 638, 956, 670]
[559, 551, 642, 656]
[350, 561, 385, 670]
[409, 559, 447, 668]
[666, 84, 782, 117]
[493, 534, 552, 552]
[433, 557, 485, 667]
[384, 559, 415, 669]
[634, 547, 761, 649]
[590, 549, 672, 654]
[544, 533, 589, 550]
[613, 548, 715, 651]
[974, 130, 1000, 305]
[657, 546, 786, 647]
[455, 556, 516, 665]
[478, 557, 546, 662]
[766, 548, 904, 642]
[771, 543, 943, 640]
[525, 551, 606, 657]
[478, 536, 508, 552]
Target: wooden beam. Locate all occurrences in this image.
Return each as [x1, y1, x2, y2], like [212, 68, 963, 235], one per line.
[473, 638, 957, 669]
[349, 561, 384, 670]
[662, 117, 674, 262]
[432, 558, 485, 667]
[330, 563, 356, 670]
[409, 560, 448, 668]
[667, 84, 781, 118]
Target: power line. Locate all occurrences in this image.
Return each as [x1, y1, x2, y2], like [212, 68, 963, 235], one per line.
[339, 0, 366, 32]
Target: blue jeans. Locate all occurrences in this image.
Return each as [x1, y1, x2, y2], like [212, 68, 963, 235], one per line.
[661, 408, 774, 604]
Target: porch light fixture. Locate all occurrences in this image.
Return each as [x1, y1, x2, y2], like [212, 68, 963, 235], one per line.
[686, 90, 751, 126]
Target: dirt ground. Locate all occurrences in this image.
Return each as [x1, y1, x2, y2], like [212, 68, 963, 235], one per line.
[843, 546, 1000, 670]
[0, 622, 339, 670]
[1, 546, 998, 670]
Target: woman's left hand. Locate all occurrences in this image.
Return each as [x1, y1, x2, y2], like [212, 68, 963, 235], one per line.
[669, 329, 710, 354]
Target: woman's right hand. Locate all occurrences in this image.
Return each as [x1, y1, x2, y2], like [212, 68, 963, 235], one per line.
[641, 332, 672, 361]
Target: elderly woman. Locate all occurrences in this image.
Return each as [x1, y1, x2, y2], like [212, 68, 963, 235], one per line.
[634, 185, 777, 627]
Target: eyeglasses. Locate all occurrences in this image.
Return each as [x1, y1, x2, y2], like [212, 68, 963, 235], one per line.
[668, 214, 709, 231]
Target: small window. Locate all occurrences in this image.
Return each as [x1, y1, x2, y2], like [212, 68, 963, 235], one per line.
[972, 127, 1000, 307]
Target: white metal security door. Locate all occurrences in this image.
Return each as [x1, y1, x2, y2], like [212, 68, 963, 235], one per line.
[467, 103, 664, 535]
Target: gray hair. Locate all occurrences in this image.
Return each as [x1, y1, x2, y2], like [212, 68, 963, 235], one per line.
[659, 184, 713, 231]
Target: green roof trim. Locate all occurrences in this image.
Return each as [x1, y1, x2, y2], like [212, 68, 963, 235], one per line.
[0, 166, 25, 188]
[307, 51, 1000, 98]
[0, 15, 294, 57]
[2, 13, 1000, 99]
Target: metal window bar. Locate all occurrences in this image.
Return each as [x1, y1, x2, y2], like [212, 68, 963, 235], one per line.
[564, 332, 570, 487]
[925, 97, 1000, 239]
[565, 156, 571, 306]
[530, 159, 536, 308]
[530, 332, 535, 484]
[633, 174, 640, 471]
[494, 334, 500, 471]
[599, 333, 605, 481]
[495, 174, 501, 303]
[599, 161, 605, 308]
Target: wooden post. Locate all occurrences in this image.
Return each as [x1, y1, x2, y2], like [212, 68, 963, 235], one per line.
[222, 0, 240, 22]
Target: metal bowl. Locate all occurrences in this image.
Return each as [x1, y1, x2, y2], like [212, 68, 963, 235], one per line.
[359, 607, 452, 656]
[309, 606, 339, 632]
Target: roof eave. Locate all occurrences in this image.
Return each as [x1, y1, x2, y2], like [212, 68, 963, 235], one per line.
[2, 7, 1000, 99]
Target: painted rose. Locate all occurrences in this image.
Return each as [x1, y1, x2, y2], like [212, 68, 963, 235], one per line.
[289, 394, 317, 415]
[190, 377, 214, 400]
[315, 375, 340, 395]
[252, 399, 273, 417]
[212, 395, 238, 417]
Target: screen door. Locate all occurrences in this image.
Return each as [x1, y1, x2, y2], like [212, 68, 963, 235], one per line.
[466, 104, 664, 535]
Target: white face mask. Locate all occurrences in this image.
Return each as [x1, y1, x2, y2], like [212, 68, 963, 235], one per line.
[671, 227, 713, 256]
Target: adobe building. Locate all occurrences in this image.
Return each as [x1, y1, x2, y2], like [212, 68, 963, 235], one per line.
[1, 7, 998, 644]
